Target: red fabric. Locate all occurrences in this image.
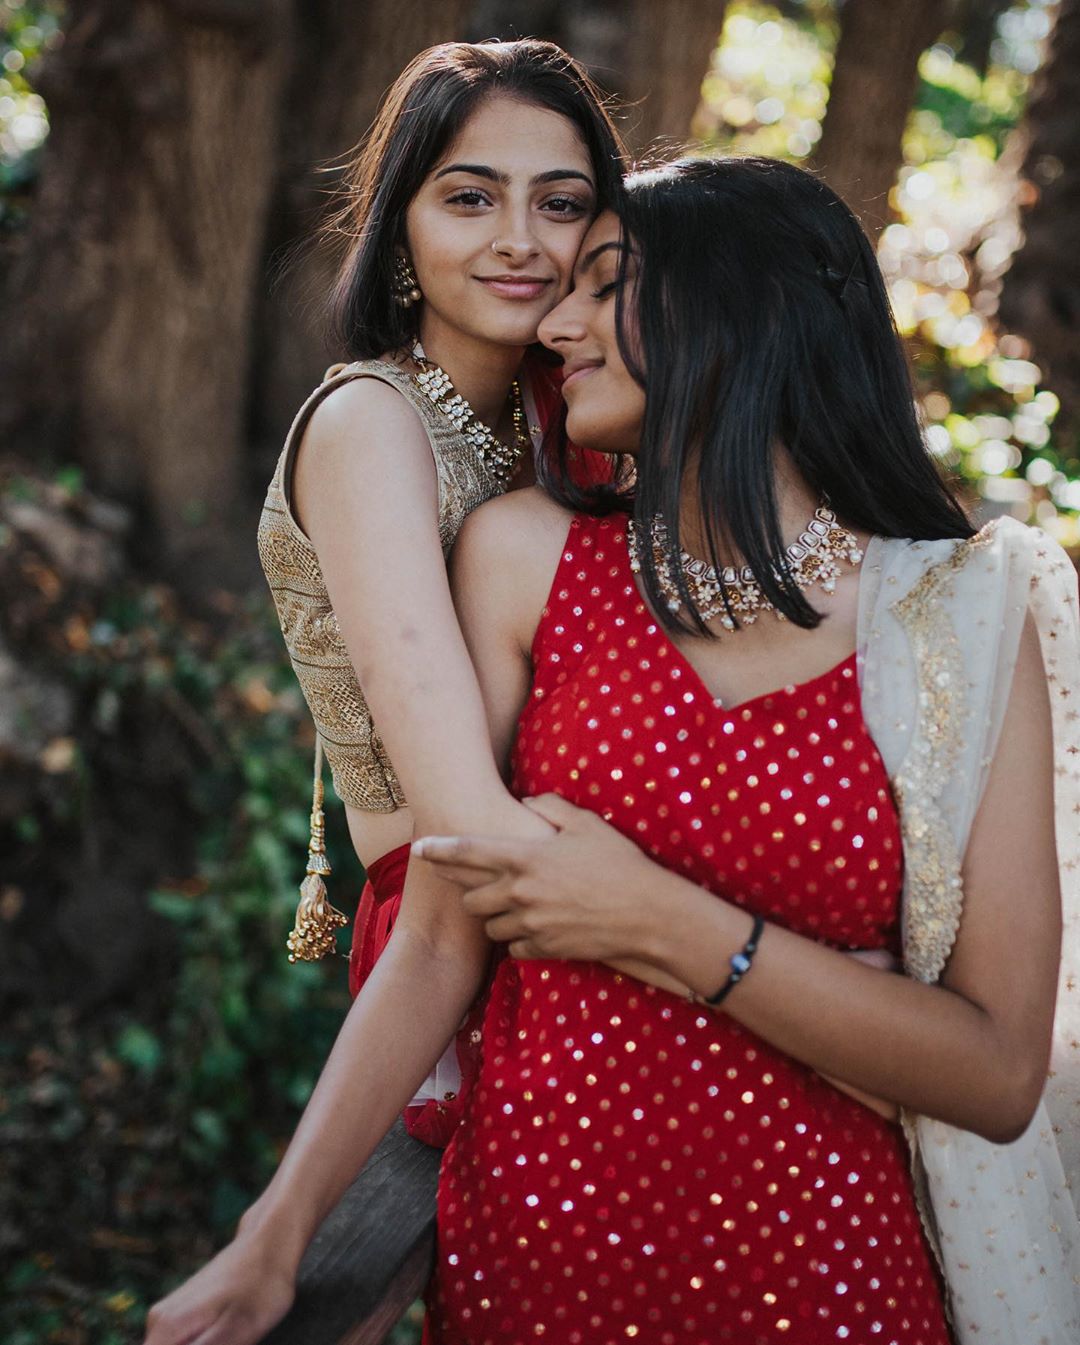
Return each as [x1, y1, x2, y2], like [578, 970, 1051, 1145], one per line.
[349, 843, 484, 1149]
[425, 514, 950, 1344]
[349, 843, 410, 999]
[524, 351, 616, 490]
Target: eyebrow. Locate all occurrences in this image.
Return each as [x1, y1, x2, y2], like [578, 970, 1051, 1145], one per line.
[433, 163, 595, 189]
[575, 240, 624, 277]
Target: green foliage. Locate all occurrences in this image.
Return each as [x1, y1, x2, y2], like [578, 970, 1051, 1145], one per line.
[915, 54, 1024, 151]
[103, 595, 364, 1179]
[114, 1024, 164, 1075]
[697, 5, 833, 159]
[1, 468, 365, 1342]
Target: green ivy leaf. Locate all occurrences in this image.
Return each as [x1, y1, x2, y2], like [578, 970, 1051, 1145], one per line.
[115, 1024, 163, 1075]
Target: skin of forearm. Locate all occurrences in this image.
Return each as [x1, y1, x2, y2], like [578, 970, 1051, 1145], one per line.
[356, 637, 511, 829]
[641, 868, 1041, 1144]
[414, 790, 552, 845]
[238, 805, 525, 1273]
[238, 909, 487, 1269]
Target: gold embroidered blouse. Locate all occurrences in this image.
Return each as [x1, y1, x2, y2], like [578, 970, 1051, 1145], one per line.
[257, 359, 505, 811]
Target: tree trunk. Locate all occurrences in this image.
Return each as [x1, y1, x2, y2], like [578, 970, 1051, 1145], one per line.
[251, 0, 471, 469]
[618, 0, 729, 154]
[997, 0, 1080, 436]
[814, 0, 948, 238]
[0, 0, 291, 589]
[465, 0, 728, 154]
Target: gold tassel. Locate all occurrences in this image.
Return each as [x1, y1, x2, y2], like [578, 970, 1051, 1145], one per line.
[287, 739, 349, 962]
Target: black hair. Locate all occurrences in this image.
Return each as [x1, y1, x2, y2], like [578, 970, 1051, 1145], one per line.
[542, 155, 974, 635]
[326, 40, 627, 359]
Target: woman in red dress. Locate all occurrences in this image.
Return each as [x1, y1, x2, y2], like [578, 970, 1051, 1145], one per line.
[415, 158, 1066, 1342]
[427, 521, 945, 1344]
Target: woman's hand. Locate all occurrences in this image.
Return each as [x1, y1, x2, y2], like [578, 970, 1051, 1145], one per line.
[414, 791, 661, 965]
[415, 794, 901, 976]
[416, 793, 904, 1120]
[413, 793, 690, 996]
[142, 1226, 296, 1345]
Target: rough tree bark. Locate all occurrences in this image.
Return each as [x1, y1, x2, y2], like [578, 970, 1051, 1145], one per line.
[0, 0, 470, 588]
[0, 0, 292, 589]
[814, 0, 948, 238]
[997, 0, 1080, 436]
[251, 0, 470, 468]
[616, 0, 729, 154]
[466, 0, 729, 154]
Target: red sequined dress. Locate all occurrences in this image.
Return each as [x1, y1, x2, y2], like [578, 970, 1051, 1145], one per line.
[425, 514, 951, 1345]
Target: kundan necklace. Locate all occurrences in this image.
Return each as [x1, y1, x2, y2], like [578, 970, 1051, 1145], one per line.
[627, 503, 864, 631]
[411, 343, 530, 487]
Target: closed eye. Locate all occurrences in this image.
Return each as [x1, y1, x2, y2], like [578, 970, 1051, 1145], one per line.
[591, 280, 620, 300]
[543, 195, 590, 217]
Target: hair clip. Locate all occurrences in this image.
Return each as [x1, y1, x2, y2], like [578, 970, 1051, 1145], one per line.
[819, 256, 869, 304]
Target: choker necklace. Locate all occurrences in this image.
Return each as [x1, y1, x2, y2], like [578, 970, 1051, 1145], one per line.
[410, 344, 529, 487]
[627, 503, 864, 631]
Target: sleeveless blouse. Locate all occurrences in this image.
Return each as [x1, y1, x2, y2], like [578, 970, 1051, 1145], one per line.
[425, 514, 950, 1345]
[256, 360, 506, 811]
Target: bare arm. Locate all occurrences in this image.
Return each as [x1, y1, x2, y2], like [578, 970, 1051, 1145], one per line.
[270, 380, 561, 1194]
[143, 382, 541, 1345]
[448, 489, 693, 999]
[659, 615, 1060, 1143]
[296, 378, 522, 830]
[143, 877, 487, 1345]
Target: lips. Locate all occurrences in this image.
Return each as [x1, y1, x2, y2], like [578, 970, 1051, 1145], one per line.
[475, 275, 553, 301]
[561, 360, 603, 390]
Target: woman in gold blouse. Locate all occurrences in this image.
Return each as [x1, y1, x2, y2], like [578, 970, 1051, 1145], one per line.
[258, 40, 626, 1143]
[145, 39, 626, 1345]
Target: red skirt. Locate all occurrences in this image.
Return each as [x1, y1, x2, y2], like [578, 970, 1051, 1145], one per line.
[349, 843, 484, 1148]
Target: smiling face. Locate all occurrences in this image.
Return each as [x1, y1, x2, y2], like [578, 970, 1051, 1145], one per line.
[404, 94, 597, 355]
[537, 210, 646, 454]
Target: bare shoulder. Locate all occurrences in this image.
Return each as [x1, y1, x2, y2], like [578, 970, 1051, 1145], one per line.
[455, 486, 572, 572]
[294, 373, 436, 539]
[302, 372, 431, 466]
[452, 487, 574, 651]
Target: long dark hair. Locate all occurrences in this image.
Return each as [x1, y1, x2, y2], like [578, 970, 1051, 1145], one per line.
[327, 40, 627, 359]
[543, 155, 974, 635]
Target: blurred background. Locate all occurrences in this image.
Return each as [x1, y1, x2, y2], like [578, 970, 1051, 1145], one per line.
[1, 1, 1077, 1341]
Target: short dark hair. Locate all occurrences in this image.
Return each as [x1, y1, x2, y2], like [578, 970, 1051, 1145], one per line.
[327, 40, 627, 359]
[542, 155, 973, 634]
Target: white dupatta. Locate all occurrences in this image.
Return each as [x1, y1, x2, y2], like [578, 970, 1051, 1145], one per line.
[857, 518, 1080, 1343]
